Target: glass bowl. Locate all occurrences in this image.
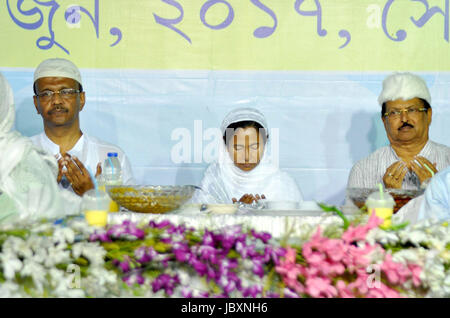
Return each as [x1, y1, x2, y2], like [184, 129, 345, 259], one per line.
[347, 187, 424, 214]
[106, 185, 197, 214]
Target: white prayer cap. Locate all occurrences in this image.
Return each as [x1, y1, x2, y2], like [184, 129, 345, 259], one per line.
[220, 107, 268, 135]
[378, 72, 431, 106]
[34, 58, 82, 85]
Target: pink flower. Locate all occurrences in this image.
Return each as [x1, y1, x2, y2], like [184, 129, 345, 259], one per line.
[322, 239, 346, 263]
[336, 280, 354, 298]
[305, 251, 326, 265]
[347, 276, 369, 295]
[341, 243, 376, 271]
[305, 277, 338, 298]
[342, 213, 383, 243]
[366, 283, 402, 298]
[408, 264, 422, 287]
[320, 260, 345, 276]
[284, 247, 297, 263]
[381, 254, 410, 285]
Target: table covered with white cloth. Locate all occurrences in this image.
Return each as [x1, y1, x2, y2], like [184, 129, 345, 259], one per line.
[108, 204, 358, 238]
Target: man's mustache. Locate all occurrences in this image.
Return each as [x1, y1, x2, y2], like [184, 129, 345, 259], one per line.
[399, 122, 414, 130]
[48, 106, 68, 115]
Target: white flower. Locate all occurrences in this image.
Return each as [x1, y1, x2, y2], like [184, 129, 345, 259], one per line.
[20, 259, 46, 293]
[2, 236, 32, 258]
[0, 252, 23, 280]
[439, 250, 450, 262]
[442, 274, 450, 297]
[366, 228, 399, 246]
[391, 248, 422, 265]
[242, 259, 253, 271]
[71, 242, 106, 266]
[177, 269, 190, 285]
[52, 227, 75, 244]
[0, 281, 23, 297]
[398, 230, 430, 246]
[44, 246, 71, 268]
[88, 267, 117, 286]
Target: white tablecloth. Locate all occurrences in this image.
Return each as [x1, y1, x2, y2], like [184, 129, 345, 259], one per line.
[108, 205, 358, 238]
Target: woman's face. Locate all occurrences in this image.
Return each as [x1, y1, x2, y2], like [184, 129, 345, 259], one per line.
[227, 126, 265, 171]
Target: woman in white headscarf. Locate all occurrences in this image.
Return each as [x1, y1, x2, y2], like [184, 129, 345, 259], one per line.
[0, 72, 80, 223]
[191, 107, 303, 204]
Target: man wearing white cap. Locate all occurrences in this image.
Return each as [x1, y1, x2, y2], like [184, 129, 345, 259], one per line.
[347, 72, 450, 190]
[30, 58, 134, 196]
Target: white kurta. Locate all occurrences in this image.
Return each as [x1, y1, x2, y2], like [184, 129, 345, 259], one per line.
[30, 132, 135, 192]
[347, 140, 450, 190]
[190, 107, 303, 204]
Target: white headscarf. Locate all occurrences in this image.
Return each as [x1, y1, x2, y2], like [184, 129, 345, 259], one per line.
[0, 73, 29, 183]
[191, 107, 303, 204]
[0, 72, 81, 223]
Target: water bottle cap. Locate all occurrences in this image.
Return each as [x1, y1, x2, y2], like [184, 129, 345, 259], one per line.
[107, 152, 118, 157]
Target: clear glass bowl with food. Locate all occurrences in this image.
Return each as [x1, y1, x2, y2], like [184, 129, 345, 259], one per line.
[106, 185, 197, 214]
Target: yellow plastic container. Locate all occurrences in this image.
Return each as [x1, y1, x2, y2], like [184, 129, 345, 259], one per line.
[84, 210, 108, 227]
[366, 191, 395, 229]
[98, 184, 120, 212]
[369, 207, 393, 229]
[82, 189, 110, 227]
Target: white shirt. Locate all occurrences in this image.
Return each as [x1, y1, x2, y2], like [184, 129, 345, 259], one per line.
[347, 140, 450, 190]
[30, 132, 135, 192]
[418, 166, 450, 222]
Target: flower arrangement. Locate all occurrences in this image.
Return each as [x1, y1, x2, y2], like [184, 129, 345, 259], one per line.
[0, 208, 449, 298]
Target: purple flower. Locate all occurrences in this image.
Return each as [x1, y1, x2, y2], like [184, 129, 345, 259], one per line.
[172, 242, 191, 262]
[128, 227, 145, 240]
[181, 288, 193, 298]
[202, 230, 215, 247]
[123, 273, 145, 286]
[251, 229, 272, 244]
[190, 257, 208, 276]
[236, 242, 259, 259]
[89, 231, 111, 242]
[242, 285, 262, 298]
[168, 224, 187, 236]
[264, 246, 286, 265]
[161, 257, 170, 268]
[134, 246, 157, 263]
[119, 260, 130, 273]
[206, 265, 217, 280]
[198, 245, 219, 264]
[105, 221, 145, 240]
[151, 274, 180, 296]
[252, 259, 265, 278]
[149, 220, 172, 229]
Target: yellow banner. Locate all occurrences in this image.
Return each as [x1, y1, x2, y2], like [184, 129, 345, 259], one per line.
[1, 0, 450, 70]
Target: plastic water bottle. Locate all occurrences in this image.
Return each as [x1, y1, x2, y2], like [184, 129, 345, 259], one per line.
[103, 152, 122, 185]
[101, 152, 122, 212]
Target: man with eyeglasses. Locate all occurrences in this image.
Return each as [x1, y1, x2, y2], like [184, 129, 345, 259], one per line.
[30, 58, 134, 196]
[347, 72, 450, 190]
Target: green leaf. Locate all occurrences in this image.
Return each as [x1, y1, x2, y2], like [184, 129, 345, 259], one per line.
[317, 202, 350, 230]
[385, 222, 409, 232]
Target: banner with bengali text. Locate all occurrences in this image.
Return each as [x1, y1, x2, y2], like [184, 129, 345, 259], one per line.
[2, 0, 450, 204]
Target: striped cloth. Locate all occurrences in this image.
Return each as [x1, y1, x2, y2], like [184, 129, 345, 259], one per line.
[347, 140, 450, 190]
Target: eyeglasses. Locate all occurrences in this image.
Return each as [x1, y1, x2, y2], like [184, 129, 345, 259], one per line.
[36, 88, 80, 102]
[384, 107, 427, 119]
